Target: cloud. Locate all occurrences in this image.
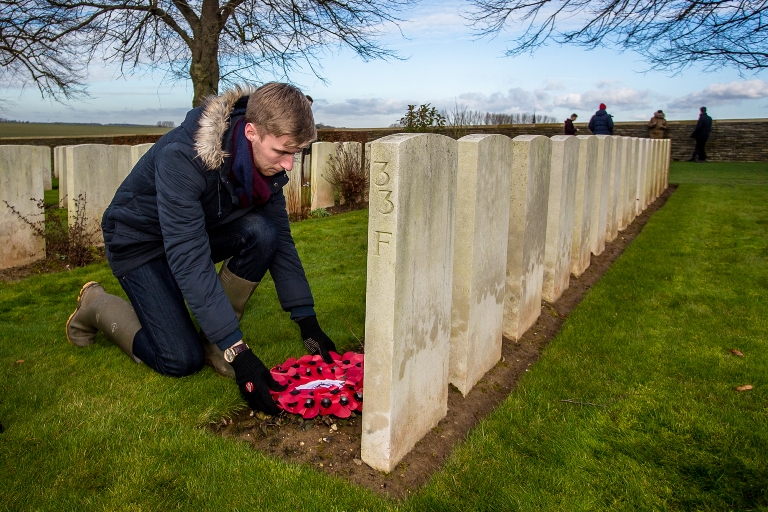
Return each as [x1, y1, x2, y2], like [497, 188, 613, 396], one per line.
[313, 97, 408, 117]
[670, 79, 768, 110]
[440, 88, 549, 113]
[553, 86, 651, 111]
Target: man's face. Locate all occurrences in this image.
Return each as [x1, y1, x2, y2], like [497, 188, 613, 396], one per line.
[245, 122, 303, 176]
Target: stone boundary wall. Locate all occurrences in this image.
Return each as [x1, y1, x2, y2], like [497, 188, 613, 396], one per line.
[3, 118, 766, 162]
[321, 118, 768, 162]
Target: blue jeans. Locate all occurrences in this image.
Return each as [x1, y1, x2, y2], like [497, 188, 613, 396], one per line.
[119, 211, 278, 377]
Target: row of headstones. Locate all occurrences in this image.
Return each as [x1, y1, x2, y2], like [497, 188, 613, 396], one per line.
[1, 139, 351, 269]
[359, 133, 671, 472]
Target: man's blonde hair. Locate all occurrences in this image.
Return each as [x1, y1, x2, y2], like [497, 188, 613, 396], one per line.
[246, 83, 316, 147]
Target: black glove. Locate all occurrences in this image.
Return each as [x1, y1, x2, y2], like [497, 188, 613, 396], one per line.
[297, 316, 337, 364]
[229, 349, 286, 415]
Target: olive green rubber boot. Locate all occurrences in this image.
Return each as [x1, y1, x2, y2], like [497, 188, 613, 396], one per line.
[202, 263, 259, 379]
[66, 281, 142, 363]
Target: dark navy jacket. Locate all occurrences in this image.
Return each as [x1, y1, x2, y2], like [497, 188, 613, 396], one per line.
[588, 110, 614, 135]
[102, 87, 313, 349]
[691, 113, 713, 140]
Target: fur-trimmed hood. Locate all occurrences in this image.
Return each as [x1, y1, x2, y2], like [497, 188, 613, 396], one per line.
[194, 84, 259, 170]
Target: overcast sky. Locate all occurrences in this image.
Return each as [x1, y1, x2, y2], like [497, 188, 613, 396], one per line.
[2, 0, 768, 128]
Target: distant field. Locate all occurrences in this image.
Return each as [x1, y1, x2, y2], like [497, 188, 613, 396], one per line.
[0, 122, 172, 138]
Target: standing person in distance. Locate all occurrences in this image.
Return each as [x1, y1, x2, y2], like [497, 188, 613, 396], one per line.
[564, 113, 578, 135]
[588, 103, 614, 135]
[689, 107, 713, 162]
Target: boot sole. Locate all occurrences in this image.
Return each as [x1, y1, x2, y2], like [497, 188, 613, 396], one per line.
[65, 281, 102, 346]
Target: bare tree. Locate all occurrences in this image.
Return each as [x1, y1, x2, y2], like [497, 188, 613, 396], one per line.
[0, 1, 87, 100]
[2, 0, 413, 106]
[465, 0, 768, 71]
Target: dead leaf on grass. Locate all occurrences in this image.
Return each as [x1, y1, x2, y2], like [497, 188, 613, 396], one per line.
[729, 349, 744, 357]
[14, 360, 24, 364]
[735, 384, 753, 392]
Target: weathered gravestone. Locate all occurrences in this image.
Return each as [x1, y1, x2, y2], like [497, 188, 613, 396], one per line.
[130, 143, 154, 172]
[635, 138, 647, 215]
[361, 133, 458, 473]
[504, 135, 551, 340]
[570, 135, 597, 277]
[542, 135, 578, 303]
[658, 139, 672, 195]
[310, 141, 337, 210]
[54, 146, 69, 207]
[591, 135, 613, 256]
[66, 145, 132, 242]
[450, 134, 512, 396]
[606, 136, 625, 241]
[38, 146, 52, 191]
[618, 137, 634, 231]
[0, 146, 46, 269]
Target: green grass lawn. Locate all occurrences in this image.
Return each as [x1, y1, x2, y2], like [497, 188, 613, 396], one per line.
[1, 162, 766, 510]
[0, 122, 172, 138]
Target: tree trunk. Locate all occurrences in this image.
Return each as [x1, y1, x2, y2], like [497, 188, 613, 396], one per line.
[189, 0, 222, 107]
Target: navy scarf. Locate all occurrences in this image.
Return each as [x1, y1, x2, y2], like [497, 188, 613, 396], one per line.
[229, 118, 272, 207]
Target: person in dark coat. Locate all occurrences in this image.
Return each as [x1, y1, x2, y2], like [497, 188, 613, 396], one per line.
[66, 83, 336, 415]
[588, 103, 614, 135]
[688, 106, 713, 161]
[564, 113, 578, 135]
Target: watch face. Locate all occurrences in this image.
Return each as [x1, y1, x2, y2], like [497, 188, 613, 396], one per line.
[224, 348, 235, 363]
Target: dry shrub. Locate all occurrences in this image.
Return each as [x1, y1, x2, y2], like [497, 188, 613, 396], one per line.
[3, 193, 100, 267]
[285, 174, 311, 222]
[325, 143, 369, 206]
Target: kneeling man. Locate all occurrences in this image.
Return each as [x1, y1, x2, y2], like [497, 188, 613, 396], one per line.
[66, 83, 336, 415]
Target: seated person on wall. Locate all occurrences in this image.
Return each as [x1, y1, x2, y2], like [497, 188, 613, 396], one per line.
[65, 83, 337, 415]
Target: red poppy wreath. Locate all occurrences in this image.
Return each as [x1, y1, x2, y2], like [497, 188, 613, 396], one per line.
[269, 352, 364, 419]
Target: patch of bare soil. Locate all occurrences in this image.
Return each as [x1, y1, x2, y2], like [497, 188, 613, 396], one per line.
[209, 186, 677, 500]
[0, 248, 105, 283]
[325, 201, 369, 215]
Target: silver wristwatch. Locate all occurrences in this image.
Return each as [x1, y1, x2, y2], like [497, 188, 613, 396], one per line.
[224, 342, 249, 363]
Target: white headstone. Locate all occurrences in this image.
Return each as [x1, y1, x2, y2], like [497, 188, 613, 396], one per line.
[361, 133, 458, 473]
[66, 145, 132, 241]
[542, 135, 578, 303]
[0, 146, 46, 269]
[39, 146, 52, 191]
[635, 138, 647, 215]
[504, 135, 551, 340]
[450, 134, 512, 396]
[570, 135, 597, 277]
[663, 139, 670, 193]
[55, 146, 69, 206]
[606, 136, 624, 242]
[130, 143, 154, 177]
[310, 141, 337, 210]
[591, 135, 613, 256]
